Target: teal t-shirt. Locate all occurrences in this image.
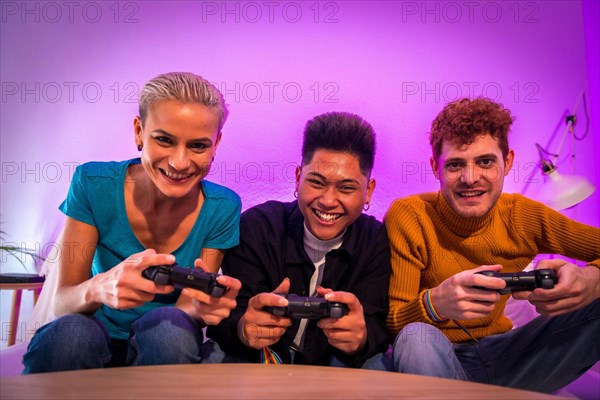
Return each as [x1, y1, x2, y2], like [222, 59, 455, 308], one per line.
[59, 159, 241, 340]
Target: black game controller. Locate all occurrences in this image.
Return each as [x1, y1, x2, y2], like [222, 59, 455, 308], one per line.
[264, 294, 349, 319]
[142, 264, 227, 298]
[474, 269, 558, 294]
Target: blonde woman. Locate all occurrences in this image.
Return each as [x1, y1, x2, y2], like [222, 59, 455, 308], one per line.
[23, 72, 242, 373]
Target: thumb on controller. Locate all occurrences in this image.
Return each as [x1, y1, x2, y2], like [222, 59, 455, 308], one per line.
[272, 277, 290, 295]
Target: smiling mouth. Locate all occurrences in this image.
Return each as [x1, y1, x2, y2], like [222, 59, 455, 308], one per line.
[313, 209, 343, 222]
[457, 191, 485, 198]
[159, 168, 195, 181]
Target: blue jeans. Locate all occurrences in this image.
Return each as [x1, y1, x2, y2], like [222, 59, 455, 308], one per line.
[387, 299, 600, 393]
[363, 322, 467, 378]
[22, 307, 218, 374]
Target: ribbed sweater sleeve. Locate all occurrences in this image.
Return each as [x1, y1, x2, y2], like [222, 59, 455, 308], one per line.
[511, 195, 600, 269]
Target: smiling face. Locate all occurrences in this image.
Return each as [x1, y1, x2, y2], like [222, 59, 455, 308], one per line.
[431, 133, 514, 219]
[134, 99, 221, 199]
[295, 149, 375, 240]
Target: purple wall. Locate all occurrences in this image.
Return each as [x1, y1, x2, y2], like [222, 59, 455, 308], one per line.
[1, 1, 598, 335]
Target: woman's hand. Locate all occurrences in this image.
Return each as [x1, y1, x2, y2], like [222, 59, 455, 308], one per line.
[177, 258, 242, 325]
[88, 249, 175, 310]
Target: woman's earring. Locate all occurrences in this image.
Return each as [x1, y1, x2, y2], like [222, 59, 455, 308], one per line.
[293, 189, 298, 199]
[137, 144, 142, 151]
[363, 202, 370, 211]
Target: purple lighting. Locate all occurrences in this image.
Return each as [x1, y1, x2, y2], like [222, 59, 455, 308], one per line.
[1, 2, 598, 373]
[1, 0, 598, 250]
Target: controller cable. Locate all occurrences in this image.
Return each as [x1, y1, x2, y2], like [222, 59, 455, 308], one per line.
[240, 319, 283, 364]
[261, 347, 283, 364]
[451, 320, 478, 342]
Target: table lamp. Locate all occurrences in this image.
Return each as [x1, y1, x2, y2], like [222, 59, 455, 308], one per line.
[536, 150, 595, 210]
[535, 98, 596, 210]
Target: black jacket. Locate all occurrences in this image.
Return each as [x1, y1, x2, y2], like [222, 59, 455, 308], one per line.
[208, 201, 391, 367]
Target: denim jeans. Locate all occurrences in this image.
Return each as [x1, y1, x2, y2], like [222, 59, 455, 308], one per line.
[388, 299, 600, 393]
[361, 323, 467, 378]
[22, 307, 216, 374]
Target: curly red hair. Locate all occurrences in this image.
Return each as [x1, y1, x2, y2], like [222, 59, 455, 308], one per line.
[430, 98, 514, 161]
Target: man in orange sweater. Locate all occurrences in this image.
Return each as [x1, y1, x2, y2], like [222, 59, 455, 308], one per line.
[384, 97, 599, 393]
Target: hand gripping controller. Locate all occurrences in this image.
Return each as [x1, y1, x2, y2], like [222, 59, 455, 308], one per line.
[142, 264, 227, 298]
[264, 294, 349, 319]
[475, 269, 558, 294]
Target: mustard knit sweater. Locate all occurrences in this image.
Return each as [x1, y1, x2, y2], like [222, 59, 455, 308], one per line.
[384, 192, 600, 343]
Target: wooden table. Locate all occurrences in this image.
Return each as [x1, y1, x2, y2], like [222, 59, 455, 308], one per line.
[0, 364, 566, 399]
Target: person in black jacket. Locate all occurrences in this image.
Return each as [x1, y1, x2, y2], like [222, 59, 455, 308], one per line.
[208, 112, 391, 367]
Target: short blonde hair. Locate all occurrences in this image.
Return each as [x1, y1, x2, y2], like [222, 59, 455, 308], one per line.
[138, 72, 229, 131]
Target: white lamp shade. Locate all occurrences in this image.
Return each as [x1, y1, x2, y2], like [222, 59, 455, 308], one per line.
[538, 169, 596, 210]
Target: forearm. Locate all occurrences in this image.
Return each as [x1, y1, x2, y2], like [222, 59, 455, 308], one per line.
[53, 217, 101, 316]
[53, 276, 103, 316]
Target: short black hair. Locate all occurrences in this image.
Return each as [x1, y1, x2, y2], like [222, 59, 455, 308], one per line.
[301, 112, 376, 176]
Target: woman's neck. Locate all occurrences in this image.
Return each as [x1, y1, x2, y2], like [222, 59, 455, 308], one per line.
[128, 163, 202, 216]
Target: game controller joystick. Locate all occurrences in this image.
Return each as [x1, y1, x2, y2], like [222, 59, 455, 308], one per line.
[142, 264, 227, 298]
[264, 294, 349, 319]
[474, 269, 557, 294]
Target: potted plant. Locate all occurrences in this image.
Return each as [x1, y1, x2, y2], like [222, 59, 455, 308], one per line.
[0, 229, 45, 273]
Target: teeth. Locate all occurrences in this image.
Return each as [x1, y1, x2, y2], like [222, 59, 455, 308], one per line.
[314, 209, 342, 221]
[162, 169, 193, 180]
[459, 191, 484, 198]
